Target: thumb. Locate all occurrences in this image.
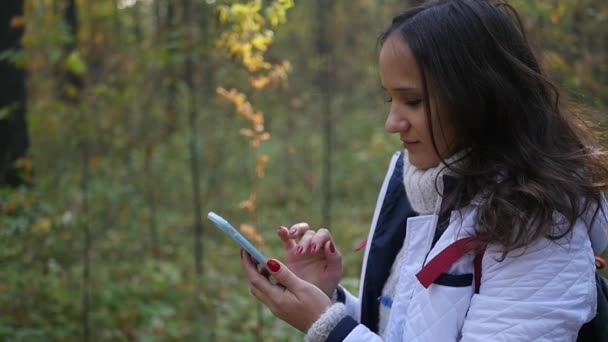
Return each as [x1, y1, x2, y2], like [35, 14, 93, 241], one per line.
[266, 259, 301, 289]
[324, 240, 342, 266]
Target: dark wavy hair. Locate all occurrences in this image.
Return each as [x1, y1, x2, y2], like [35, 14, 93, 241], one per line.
[380, 0, 608, 256]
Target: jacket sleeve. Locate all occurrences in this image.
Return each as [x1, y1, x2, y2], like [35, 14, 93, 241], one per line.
[460, 222, 597, 342]
[335, 285, 361, 320]
[331, 318, 385, 342]
[305, 286, 386, 342]
[305, 304, 386, 342]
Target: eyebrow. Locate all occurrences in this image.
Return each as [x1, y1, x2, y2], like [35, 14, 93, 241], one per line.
[380, 85, 419, 92]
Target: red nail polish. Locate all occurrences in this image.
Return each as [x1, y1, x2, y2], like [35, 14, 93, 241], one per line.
[329, 242, 336, 253]
[290, 228, 297, 235]
[267, 259, 281, 272]
[297, 246, 303, 254]
[309, 244, 316, 253]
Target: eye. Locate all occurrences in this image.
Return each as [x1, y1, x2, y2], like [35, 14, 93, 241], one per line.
[406, 99, 422, 107]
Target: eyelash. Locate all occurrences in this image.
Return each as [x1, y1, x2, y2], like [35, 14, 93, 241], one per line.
[406, 99, 422, 106]
[385, 97, 422, 107]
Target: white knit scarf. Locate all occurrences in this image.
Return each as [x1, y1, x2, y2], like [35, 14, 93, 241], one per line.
[402, 150, 463, 214]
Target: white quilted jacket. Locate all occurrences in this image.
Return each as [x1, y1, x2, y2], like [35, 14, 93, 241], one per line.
[334, 152, 608, 342]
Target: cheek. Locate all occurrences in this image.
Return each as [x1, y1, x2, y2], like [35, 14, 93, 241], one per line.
[429, 114, 457, 154]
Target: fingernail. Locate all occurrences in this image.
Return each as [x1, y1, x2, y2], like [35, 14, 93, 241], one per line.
[289, 228, 297, 235]
[309, 244, 316, 253]
[297, 246, 303, 254]
[267, 259, 281, 272]
[329, 242, 336, 253]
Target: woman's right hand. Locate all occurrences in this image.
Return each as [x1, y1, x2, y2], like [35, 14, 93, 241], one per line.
[277, 223, 343, 298]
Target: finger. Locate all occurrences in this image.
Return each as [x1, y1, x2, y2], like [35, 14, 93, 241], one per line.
[323, 240, 342, 265]
[309, 228, 334, 254]
[249, 283, 274, 309]
[241, 249, 260, 276]
[265, 258, 302, 292]
[261, 267, 271, 279]
[241, 250, 267, 280]
[296, 230, 316, 254]
[276, 226, 296, 250]
[288, 222, 311, 239]
[241, 251, 278, 303]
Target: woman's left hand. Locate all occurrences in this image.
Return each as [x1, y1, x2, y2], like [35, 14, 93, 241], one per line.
[241, 250, 332, 333]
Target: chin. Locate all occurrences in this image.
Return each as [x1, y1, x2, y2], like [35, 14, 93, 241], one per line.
[406, 153, 439, 170]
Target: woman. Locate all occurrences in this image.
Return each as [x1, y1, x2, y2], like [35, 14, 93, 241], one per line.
[241, 0, 608, 340]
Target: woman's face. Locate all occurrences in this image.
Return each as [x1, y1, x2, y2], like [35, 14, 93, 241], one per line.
[379, 34, 457, 170]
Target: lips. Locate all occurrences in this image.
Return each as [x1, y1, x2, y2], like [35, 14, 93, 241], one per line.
[401, 139, 420, 148]
[402, 140, 418, 144]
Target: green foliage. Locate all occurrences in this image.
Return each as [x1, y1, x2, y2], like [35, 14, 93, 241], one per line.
[0, 48, 26, 69]
[64, 50, 87, 76]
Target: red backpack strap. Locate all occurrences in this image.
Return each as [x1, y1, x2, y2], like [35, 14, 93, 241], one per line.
[596, 256, 606, 270]
[416, 236, 482, 288]
[473, 246, 486, 293]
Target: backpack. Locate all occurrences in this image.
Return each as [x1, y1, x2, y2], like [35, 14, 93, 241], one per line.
[415, 237, 608, 342]
[575, 269, 608, 342]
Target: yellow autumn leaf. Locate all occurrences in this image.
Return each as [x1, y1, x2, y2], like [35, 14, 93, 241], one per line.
[259, 132, 270, 141]
[549, 5, 565, 24]
[251, 33, 272, 51]
[239, 193, 257, 216]
[256, 155, 269, 178]
[10, 16, 26, 29]
[251, 76, 270, 89]
[240, 223, 265, 245]
[543, 51, 569, 73]
[31, 218, 52, 235]
[240, 128, 254, 137]
[252, 114, 264, 127]
[14, 158, 33, 172]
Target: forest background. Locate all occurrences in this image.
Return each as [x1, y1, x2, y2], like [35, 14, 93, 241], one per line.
[1, 0, 607, 341]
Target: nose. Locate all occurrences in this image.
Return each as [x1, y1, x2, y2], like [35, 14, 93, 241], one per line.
[385, 108, 408, 133]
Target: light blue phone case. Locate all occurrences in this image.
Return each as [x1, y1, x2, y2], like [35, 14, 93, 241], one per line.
[207, 212, 268, 267]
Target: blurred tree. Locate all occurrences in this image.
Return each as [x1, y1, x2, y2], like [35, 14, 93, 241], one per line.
[0, 0, 28, 187]
[61, 0, 91, 340]
[317, 0, 335, 227]
[162, 0, 178, 136]
[183, 0, 205, 276]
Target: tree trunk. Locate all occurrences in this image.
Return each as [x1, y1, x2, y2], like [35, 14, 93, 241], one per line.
[317, 0, 334, 226]
[64, 0, 83, 89]
[164, 1, 178, 136]
[63, 0, 90, 340]
[145, 145, 160, 258]
[183, 0, 204, 276]
[200, 1, 222, 210]
[0, 0, 28, 187]
[80, 141, 92, 342]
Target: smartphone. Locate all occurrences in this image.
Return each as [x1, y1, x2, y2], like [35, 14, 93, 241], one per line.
[207, 212, 268, 267]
